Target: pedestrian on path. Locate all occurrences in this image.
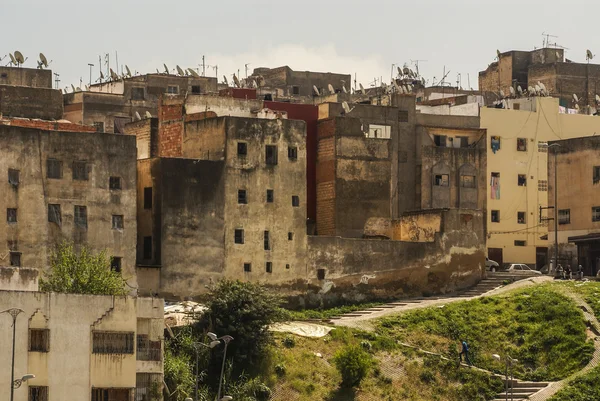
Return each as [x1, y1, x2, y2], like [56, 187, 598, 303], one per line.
[459, 340, 472, 366]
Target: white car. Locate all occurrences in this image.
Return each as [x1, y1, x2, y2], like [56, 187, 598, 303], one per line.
[486, 257, 500, 272]
[506, 264, 542, 274]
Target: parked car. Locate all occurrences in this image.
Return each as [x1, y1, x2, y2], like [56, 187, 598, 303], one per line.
[506, 264, 542, 275]
[486, 257, 500, 272]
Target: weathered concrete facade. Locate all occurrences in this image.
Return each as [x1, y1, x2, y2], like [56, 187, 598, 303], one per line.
[0, 66, 53, 88]
[250, 66, 351, 98]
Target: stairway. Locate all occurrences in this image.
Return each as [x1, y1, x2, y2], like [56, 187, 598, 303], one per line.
[491, 380, 550, 401]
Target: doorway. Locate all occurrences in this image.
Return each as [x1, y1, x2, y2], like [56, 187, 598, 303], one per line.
[488, 248, 503, 267]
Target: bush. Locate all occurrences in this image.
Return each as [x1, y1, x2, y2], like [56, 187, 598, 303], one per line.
[333, 345, 373, 387]
[282, 336, 296, 348]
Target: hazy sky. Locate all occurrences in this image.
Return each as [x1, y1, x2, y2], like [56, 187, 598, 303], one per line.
[3, 0, 599, 91]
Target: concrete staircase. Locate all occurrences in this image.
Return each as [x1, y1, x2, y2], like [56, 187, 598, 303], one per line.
[492, 380, 550, 401]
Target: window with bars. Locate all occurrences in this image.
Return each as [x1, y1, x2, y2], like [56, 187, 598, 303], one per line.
[559, 209, 571, 225]
[238, 189, 247, 204]
[166, 85, 178, 94]
[593, 207, 600, 222]
[514, 240, 526, 247]
[243, 263, 251, 272]
[491, 210, 500, 223]
[29, 386, 48, 401]
[266, 145, 278, 165]
[48, 204, 61, 225]
[191, 85, 201, 94]
[92, 331, 135, 354]
[594, 166, 600, 184]
[538, 180, 548, 191]
[517, 138, 527, 151]
[112, 215, 124, 230]
[288, 146, 298, 161]
[518, 174, 527, 186]
[234, 229, 244, 244]
[47, 159, 62, 179]
[264, 231, 270, 250]
[136, 335, 161, 361]
[131, 87, 144, 100]
[136, 373, 162, 401]
[7, 208, 17, 223]
[109, 176, 122, 190]
[517, 211, 526, 224]
[29, 329, 49, 352]
[72, 161, 89, 181]
[74, 206, 87, 229]
[8, 169, 19, 186]
[538, 141, 548, 152]
[92, 388, 131, 401]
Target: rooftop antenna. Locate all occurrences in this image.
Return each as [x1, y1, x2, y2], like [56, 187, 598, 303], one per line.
[244, 63, 251, 78]
[586, 49, 595, 63]
[410, 59, 427, 77]
[211, 65, 218, 80]
[233, 73, 240, 88]
[14, 51, 25, 66]
[188, 69, 201, 78]
[125, 65, 132, 78]
[87, 63, 94, 86]
[391, 63, 401, 81]
[145, 111, 152, 118]
[542, 32, 558, 48]
[163, 64, 169, 74]
[9, 53, 17, 66]
[328, 83, 335, 94]
[201, 55, 206, 76]
[313, 85, 320, 96]
[134, 111, 142, 121]
[176, 65, 185, 76]
[54, 72, 60, 89]
[342, 101, 355, 114]
[38, 53, 50, 69]
[223, 75, 229, 86]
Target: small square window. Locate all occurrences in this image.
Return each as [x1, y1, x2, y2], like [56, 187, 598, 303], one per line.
[29, 386, 48, 401]
[594, 166, 600, 184]
[109, 176, 122, 190]
[243, 263, 252, 272]
[266, 262, 272, 273]
[8, 169, 19, 186]
[292, 196, 300, 207]
[518, 174, 527, 186]
[29, 329, 49, 352]
[131, 87, 144, 100]
[266, 145, 278, 165]
[286, 264, 290, 269]
[48, 204, 61, 225]
[288, 232, 294, 241]
[514, 240, 526, 247]
[559, 209, 570, 225]
[234, 229, 244, 244]
[317, 268, 326, 280]
[143, 236, 152, 259]
[292, 86, 300, 95]
[191, 85, 201, 94]
[10, 252, 21, 267]
[238, 189, 247, 204]
[111, 257, 122, 273]
[266, 189, 274, 203]
[460, 175, 476, 188]
[47, 159, 62, 179]
[593, 207, 600, 222]
[434, 174, 449, 186]
[74, 206, 87, 228]
[264, 230, 271, 251]
[7, 208, 17, 223]
[237, 142, 248, 156]
[517, 138, 527, 151]
[167, 85, 178, 94]
[491, 210, 500, 223]
[288, 146, 298, 161]
[144, 187, 152, 209]
[72, 161, 89, 181]
[112, 215, 124, 230]
[517, 211, 526, 224]
[93, 122, 105, 133]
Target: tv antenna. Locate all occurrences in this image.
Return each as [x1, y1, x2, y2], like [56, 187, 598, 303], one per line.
[54, 72, 60, 89]
[14, 51, 26, 67]
[38, 53, 50, 69]
[244, 63, 251, 78]
[410, 59, 427, 77]
[586, 49, 595, 63]
[87, 63, 94, 85]
[542, 32, 558, 48]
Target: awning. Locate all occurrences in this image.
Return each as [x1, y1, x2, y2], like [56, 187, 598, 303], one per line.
[568, 232, 600, 243]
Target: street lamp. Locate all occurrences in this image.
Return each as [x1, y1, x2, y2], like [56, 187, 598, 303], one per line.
[207, 332, 234, 401]
[492, 353, 518, 401]
[2, 308, 24, 401]
[192, 339, 222, 401]
[13, 374, 35, 389]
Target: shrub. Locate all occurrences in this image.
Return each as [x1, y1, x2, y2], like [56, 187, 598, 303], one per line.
[274, 363, 287, 376]
[282, 336, 296, 348]
[333, 345, 373, 387]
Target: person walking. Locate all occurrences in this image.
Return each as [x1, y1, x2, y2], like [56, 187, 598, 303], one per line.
[459, 340, 472, 366]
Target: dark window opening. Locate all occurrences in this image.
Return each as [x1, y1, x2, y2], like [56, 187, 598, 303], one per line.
[143, 187, 152, 209]
[243, 263, 252, 272]
[398, 110, 409, 122]
[266, 189, 274, 203]
[266, 262, 272, 273]
[593, 207, 600, 222]
[191, 85, 201, 94]
[234, 229, 244, 244]
[110, 257, 122, 273]
[131, 87, 144, 100]
[29, 329, 49, 352]
[10, 252, 21, 267]
[112, 215, 124, 230]
[7, 208, 17, 223]
[72, 161, 89, 181]
[288, 232, 294, 241]
[92, 389, 130, 401]
[491, 210, 500, 223]
[594, 166, 600, 184]
[317, 269, 326, 280]
[264, 230, 270, 250]
[143, 236, 152, 260]
[292, 196, 300, 207]
[434, 174, 449, 186]
[167, 85, 178, 94]
[93, 122, 105, 133]
[109, 176, 122, 190]
[136, 336, 161, 361]
[292, 86, 300, 95]
[517, 138, 527, 151]
[48, 204, 61, 225]
[514, 240, 526, 247]
[237, 142, 248, 156]
[433, 135, 447, 147]
[559, 209, 571, 225]
[266, 145, 278, 165]
[29, 386, 48, 401]
[286, 264, 290, 269]
[74, 205, 87, 229]
[460, 175, 476, 188]
[517, 212, 526, 224]
[8, 169, 19, 186]
[238, 189, 247, 204]
[92, 331, 134, 354]
[288, 146, 298, 161]
[518, 174, 527, 186]
[46, 159, 62, 179]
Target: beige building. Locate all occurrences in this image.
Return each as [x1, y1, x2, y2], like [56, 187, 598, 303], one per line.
[480, 96, 600, 266]
[0, 269, 163, 401]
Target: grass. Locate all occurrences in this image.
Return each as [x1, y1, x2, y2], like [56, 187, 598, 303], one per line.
[548, 366, 600, 401]
[560, 280, 600, 317]
[287, 302, 384, 321]
[373, 285, 595, 381]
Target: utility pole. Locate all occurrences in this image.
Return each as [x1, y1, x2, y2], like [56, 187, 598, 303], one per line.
[2, 308, 24, 401]
[245, 63, 250, 78]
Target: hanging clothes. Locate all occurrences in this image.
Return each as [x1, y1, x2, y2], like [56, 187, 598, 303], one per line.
[491, 137, 500, 154]
[490, 175, 500, 199]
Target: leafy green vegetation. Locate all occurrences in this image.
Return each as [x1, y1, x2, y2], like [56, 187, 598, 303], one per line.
[333, 345, 373, 387]
[287, 302, 384, 320]
[561, 280, 600, 317]
[39, 241, 128, 295]
[548, 366, 600, 401]
[375, 285, 594, 381]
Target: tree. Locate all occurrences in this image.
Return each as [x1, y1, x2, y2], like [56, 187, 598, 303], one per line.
[39, 241, 128, 295]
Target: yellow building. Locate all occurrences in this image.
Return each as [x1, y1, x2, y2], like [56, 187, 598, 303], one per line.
[480, 97, 600, 266]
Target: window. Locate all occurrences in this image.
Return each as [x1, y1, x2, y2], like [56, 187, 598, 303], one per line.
[593, 207, 600, 222]
[243, 263, 252, 272]
[292, 86, 300, 95]
[237, 142, 248, 156]
[367, 124, 391, 139]
[166, 85, 178, 94]
[434, 135, 447, 147]
[518, 174, 527, 186]
[7, 208, 17, 223]
[191, 85, 201, 94]
[72, 161, 88, 181]
[491, 136, 501, 153]
[517, 138, 527, 151]
[538, 180, 548, 191]
[266, 262, 272, 273]
[460, 175, 476, 188]
[131, 87, 144, 100]
[538, 141, 548, 152]
[238, 189, 247, 204]
[112, 215, 124, 230]
[46, 159, 62, 179]
[109, 176, 122, 190]
[143, 236, 152, 259]
[559, 209, 571, 225]
[234, 229, 244, 244]
[288, 146, 298, 161]
[29, 329, 49, 352]
[29, 386, 48, 401]
[110, 257, 122, 273]
[434, 174, 449, 186]
[136, 335, 161, 361]
[286, 264, 290, 269]
[266, 189, 274, 203]
[288, 232, 294, 241]
[93, 332, 135, 354]
[317, 269, 326, 280]
[292, 196, 300, 207]
[398, 110, 409, 122]
[92, 389, 130, 401]
[264, 230, 271, 250]
[10, 252, 21, 267]
[513, 103, 521, 111]
[8, 169, 19, 186]
[517, 212, 526, 224]
[74, 206, 87, 228]
[93, 121, 105, 132]
[144, 187, 152, 209]
[266, 145, 278, 165]
[594, 166, 600, 184]
[514, 240, 526, 247]
[491, 210, 500, 223]
[48, 204, 61, 225]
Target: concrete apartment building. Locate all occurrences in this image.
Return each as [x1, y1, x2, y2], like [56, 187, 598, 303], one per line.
[0, 268, 163, 401]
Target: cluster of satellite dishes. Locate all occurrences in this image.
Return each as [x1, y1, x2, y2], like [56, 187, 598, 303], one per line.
[312, 82, 348, 97]
[223, 73, 265, 89]
[133, 111, 153, 121]
[2, 51, 52, 69]
[498, 81, 550, 100]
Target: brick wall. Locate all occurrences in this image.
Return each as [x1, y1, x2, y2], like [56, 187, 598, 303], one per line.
[316, 118, 337, 235]
[158, 96, 184, 157]
[0, 118, 96, 133]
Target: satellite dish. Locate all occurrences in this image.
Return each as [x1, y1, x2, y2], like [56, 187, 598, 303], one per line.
[499, 89, 505, 98]
[393, 80, 401, 93]
[188, 69, 200, 78]
[135, 111, 142, 121]
[313, 85, 320, 96]
[397, 66, 402, 76]
[403, 85, 410, 94]
[328, 84, 335, 94]
[403, 67, 410, 76]
[556, 51, 561, 59]
[502, 99, 508, 109]
[535, 84, 541, 94]
[163, 64, 169, 74]
[39, 53, 48, 67]
[342, 85, 347, 93]
[14, 51, 25, 64]
[145, 111, 152, 118]
[517, 85, 523, 95]
[257, 75, 265, 87]
[496, 49, 501, 58]
[9, 53, 17, 65]
[85, 85, 90, 91]
[71, 84, 76, 92]
[587, 50, 594, 60]
[223, 75, 229, 86]
[359, 83, 365, 94]
[75, 87, 81, 92]
[110, 68, 119, 81]
[176, 65, 185, 76]
[509, 87, 515, 96]
[125, 65, 132, 77]
[575, 103, 580, 110]
[342, 101, 354, 114]
[100, 71, 104, 80]
[573, 93, 579, 103]
[233, 74, 240, 88]
[596, 94, 600, 103]
[538, 82, 546, 92]
[407, 84, 413, 91]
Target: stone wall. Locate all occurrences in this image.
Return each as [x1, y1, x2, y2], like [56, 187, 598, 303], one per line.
[0, 85, 63, 120]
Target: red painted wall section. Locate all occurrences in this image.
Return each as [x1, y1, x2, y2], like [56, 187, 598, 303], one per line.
[218, 88, 257, 100]
[265, 101, 319, 221]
